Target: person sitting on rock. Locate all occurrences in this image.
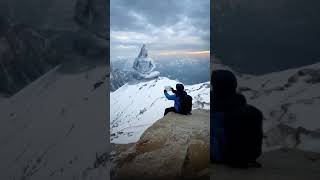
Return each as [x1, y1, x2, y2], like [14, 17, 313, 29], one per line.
[211, 70, 263, 168]
[163, 84, 186, 116]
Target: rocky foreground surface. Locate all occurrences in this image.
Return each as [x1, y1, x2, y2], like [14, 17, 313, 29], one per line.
[110, 110, 210, 180]
[111, 108, 320, 180]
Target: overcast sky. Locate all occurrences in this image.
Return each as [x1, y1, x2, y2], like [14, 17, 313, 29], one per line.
[110, 0, 210, 58]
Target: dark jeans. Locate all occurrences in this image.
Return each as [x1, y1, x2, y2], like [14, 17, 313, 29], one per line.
[164, 107, 176, 116]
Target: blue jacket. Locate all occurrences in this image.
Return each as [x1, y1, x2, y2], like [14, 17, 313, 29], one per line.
[211, 111, 225, 162]
[164, 91, 181, 112]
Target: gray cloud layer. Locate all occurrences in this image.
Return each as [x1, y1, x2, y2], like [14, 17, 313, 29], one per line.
[111, 0, 210, 58]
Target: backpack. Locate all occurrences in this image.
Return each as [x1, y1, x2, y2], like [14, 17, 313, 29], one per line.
[179, 93, 193, 115]
[224, 104, 263, 164]
[211, 102, 263, 164]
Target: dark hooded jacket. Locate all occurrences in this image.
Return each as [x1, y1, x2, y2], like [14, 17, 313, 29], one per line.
[164, 84, 186, 112]
[211, 70, 263, 165]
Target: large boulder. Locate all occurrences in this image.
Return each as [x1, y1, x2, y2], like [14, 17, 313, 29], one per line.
[111, 109, 210, 180]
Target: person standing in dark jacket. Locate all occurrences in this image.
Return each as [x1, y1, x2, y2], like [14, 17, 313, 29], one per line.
[211, 70, 263, 168]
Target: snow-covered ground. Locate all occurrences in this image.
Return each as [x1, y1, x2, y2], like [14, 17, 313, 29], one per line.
[0, 64, 109, 180]
[110, 77, 210, 144]
[237, 63, 320, 131]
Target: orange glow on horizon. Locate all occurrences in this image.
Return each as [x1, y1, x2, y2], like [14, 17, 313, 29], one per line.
[154, 50, 210, 57]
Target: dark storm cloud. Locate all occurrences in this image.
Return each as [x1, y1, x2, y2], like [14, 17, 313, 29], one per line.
[111, 0, 182, 30]
[110, 0, 210, 57]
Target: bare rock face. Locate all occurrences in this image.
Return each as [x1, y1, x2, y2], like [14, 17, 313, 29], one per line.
[111, 109, 210, 180]
[0, 0, 109, 96]
[0, 21, 58, 96]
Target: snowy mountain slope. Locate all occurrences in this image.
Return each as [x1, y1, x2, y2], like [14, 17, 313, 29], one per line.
[0, 64, 109, 180]
[215, 62, 320, 152]
[110, 77, 210, 144]
[110, 68, 133, 91]
[236, 63, 320, 130]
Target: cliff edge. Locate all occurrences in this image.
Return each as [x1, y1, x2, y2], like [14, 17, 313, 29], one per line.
[111, 109, 210, 180]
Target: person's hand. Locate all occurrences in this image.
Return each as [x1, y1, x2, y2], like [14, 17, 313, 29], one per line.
[171, 88, 176, 93]
[164, 89, 167, 93]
